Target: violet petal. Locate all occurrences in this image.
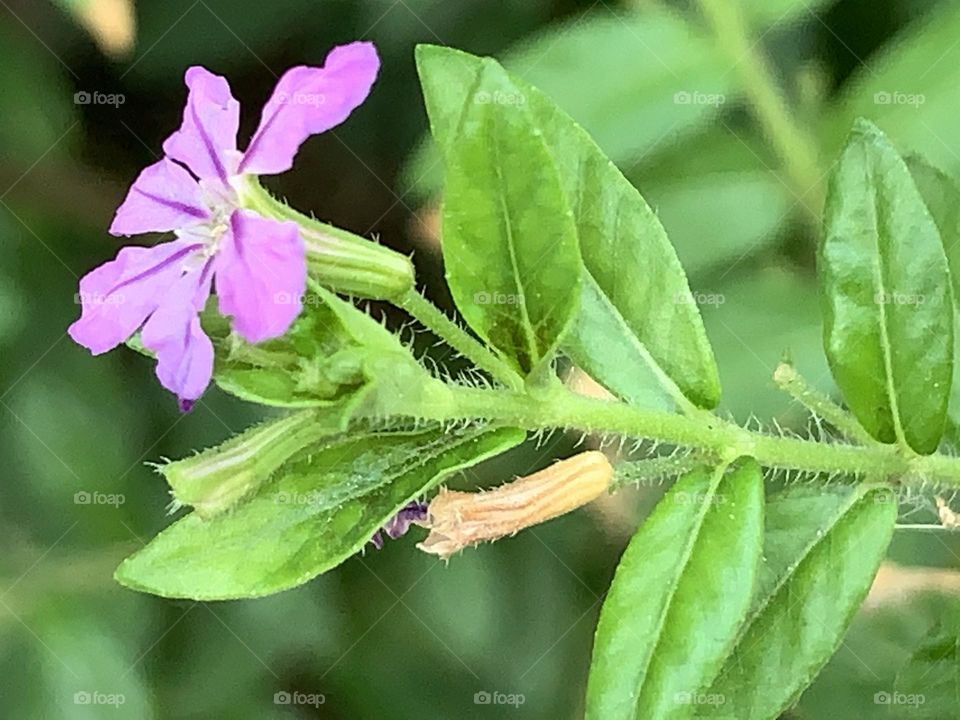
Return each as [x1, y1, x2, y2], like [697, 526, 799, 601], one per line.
[214, 209, 305, 344]
[239, 42, 380, 176]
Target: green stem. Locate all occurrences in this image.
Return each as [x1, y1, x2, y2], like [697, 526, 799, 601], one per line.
[614, 453, 707, 490]
[773, 363, 878, 445]
[405, 385, 960, 489]
[696, 0, 823, 223]
[400, 289, 525, 390]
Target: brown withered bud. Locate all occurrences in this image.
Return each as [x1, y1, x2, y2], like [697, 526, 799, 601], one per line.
[417, 451, 614, 559]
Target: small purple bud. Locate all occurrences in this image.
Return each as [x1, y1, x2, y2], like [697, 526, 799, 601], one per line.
[384, 501, 429, 539]
[179, 398, 195, 413]
[369, 501, 428, 549]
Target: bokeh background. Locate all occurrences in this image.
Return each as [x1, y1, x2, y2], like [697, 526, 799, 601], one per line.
[3, 0, 960, 717]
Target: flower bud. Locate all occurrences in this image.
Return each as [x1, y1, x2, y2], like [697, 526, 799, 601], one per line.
[235, 176, 414, 300]
[162, 409, 335, 518]
[417, 450, 614, 559]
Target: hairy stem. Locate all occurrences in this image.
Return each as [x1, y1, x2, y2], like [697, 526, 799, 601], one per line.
[773, 362, 878, 445]
[406, 385, 960, 489]
[696, 0, 823, 223]
[400, 289, 525, 390]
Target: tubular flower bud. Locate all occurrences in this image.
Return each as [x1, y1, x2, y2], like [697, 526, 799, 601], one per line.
[417, 451, 614, 559]
[236, 176, 415, 301]
[162, 410, 337, 517]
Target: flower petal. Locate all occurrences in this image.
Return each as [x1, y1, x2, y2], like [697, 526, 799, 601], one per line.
[140, 264, 215, 407]
[162, 66, 240, 183]
[68, 239, 203, 355]
[238, 42, 380, 176]
[110, 158, 209, 237]
[214, 210, 305, 344]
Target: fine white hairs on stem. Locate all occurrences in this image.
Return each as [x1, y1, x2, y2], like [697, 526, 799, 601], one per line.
[417, 450, 614, 560]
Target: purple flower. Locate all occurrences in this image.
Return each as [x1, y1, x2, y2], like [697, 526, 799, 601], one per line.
[370, 501, 428, 550]
[69, 42, 380, 410]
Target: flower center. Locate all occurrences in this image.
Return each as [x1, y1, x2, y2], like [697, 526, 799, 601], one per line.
[175, 179, 240, 268]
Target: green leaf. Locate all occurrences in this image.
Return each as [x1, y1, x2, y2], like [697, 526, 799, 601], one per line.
[907, 155, 960, 447]
[403, 9, 734, 198]
[510, 69, 721, 410]
[697, 485, 897, 719]
[819, 118, 953, 453]
[115, 425, 524, 600]
[894, 603, 960, 718]
[417, 45, 721, 410]
[585, 458, 763, 720]
[416, 45, 582, 377]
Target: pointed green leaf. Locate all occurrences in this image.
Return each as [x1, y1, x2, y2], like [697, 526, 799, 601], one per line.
[820, 118, 953, 453]
[416, 45, 582, 377]
[907, 155, 960, 447]
[697, 485, 897, 719]
[416, 44, 720, 410]
[403, 10, 735, 198]
[586, 458, 763, 720]
[115, 425, 524, 600]
[511, 69, 721, 410]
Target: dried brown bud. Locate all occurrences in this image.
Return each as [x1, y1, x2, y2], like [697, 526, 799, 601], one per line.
[417, 451, 614, 559]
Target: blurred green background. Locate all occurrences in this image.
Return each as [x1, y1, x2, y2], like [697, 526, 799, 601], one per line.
[3, 0, 960, 717]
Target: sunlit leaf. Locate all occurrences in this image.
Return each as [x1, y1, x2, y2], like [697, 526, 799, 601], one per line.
[820, 118, 953, 453]
[586, 458, 763, 720]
